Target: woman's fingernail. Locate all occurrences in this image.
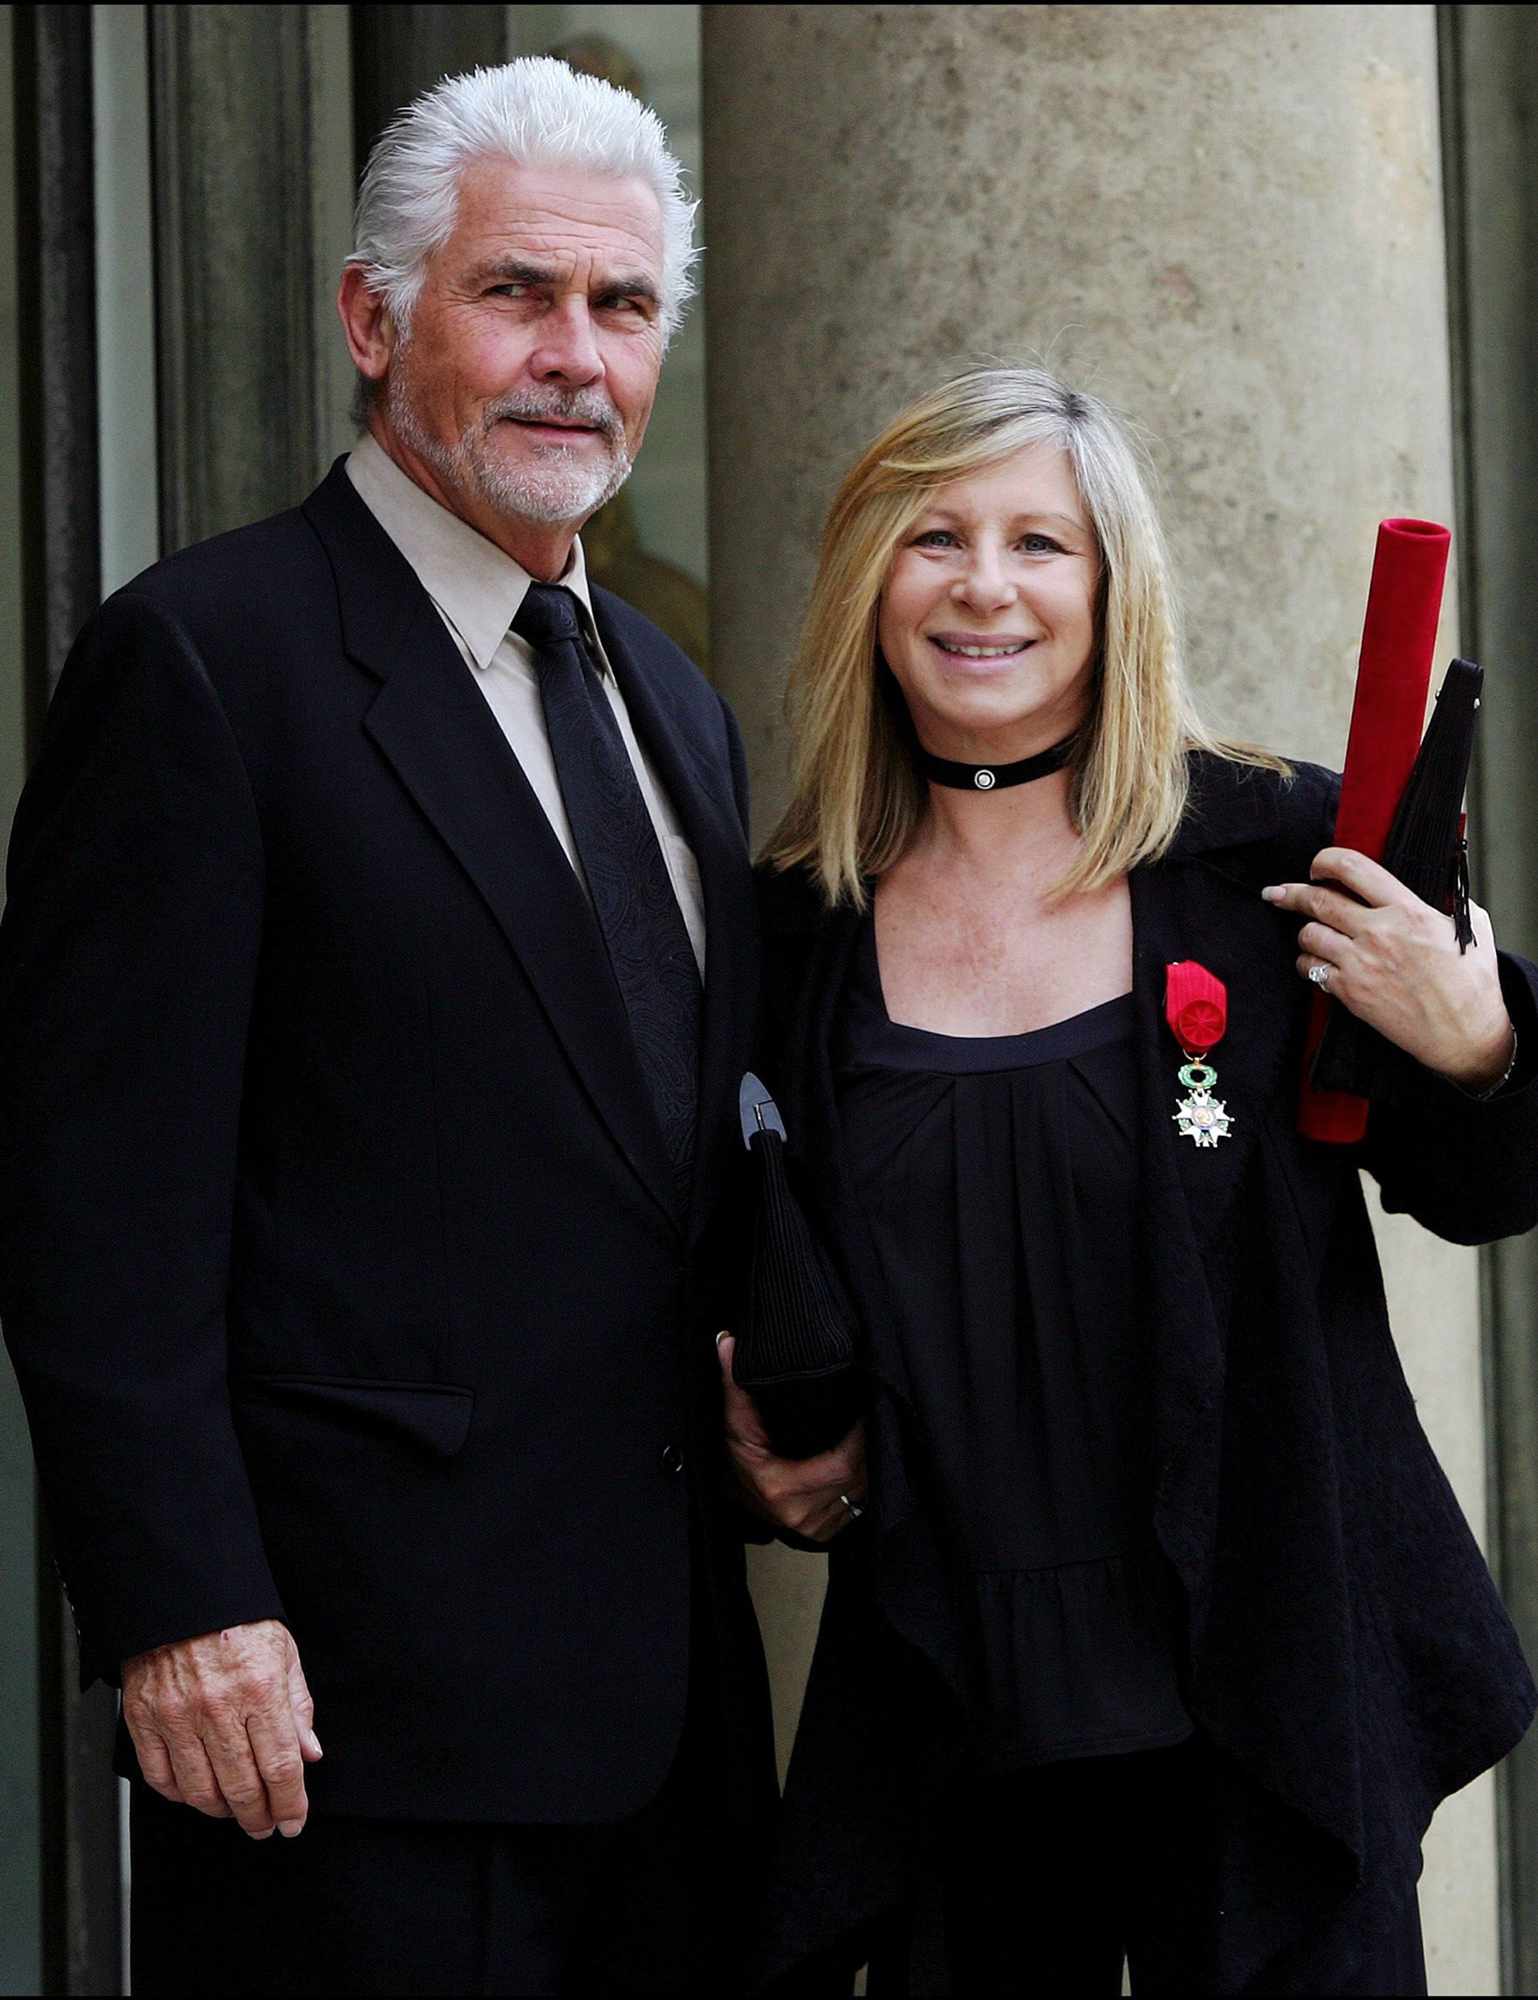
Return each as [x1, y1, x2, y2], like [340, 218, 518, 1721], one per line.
[1260, 886, 1282, 902]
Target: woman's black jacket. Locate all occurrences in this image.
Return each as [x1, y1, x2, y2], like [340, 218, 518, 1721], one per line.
[750, 753, 1538, 1995]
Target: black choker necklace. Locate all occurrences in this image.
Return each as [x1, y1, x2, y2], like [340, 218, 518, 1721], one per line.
[914, 733, 1076, 792]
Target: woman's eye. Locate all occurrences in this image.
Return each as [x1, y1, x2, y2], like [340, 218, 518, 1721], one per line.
[1020, 533, 1063, 554]
[912, 530, 958, 549]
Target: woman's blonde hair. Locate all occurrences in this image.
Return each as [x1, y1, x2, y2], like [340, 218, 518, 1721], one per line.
[765, 364, 1280, 908]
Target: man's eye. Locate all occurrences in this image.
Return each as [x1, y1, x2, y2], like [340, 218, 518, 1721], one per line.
[487, 283, 527, 299]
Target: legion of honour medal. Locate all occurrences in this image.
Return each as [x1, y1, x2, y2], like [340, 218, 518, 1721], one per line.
[1165, 960, 1234, 1149]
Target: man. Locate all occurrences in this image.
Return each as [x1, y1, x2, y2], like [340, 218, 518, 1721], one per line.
[0, 58, 779, 1995]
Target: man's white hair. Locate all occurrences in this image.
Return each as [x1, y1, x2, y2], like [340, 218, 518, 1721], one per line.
[348, 57, 699, 346]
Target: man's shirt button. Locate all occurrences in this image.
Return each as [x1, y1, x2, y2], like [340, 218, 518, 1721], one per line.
[659, 1443, 685, 1476]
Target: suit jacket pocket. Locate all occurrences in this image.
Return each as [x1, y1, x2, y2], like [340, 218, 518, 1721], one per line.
[233, 1374, 475, 1458]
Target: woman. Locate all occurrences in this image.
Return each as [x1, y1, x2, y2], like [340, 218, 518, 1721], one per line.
[721, 366, 1537, 1996]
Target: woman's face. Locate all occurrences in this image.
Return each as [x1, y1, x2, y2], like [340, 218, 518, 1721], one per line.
[878, 444, 1100, 765]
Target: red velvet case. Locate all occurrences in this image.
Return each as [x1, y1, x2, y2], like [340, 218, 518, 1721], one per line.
[1297, 518, 1451, 1144]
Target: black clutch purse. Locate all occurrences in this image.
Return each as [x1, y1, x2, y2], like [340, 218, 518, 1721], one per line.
[733, 1073, 862, 1460]
[1312, 656, 1484, 1099]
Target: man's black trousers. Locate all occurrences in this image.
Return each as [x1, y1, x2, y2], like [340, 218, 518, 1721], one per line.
[130, 1718, 738, 1997]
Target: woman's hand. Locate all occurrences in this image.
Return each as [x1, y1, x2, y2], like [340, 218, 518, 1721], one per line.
[1262, 847, 1514, 1089]
[717, 1333, 867, 1543]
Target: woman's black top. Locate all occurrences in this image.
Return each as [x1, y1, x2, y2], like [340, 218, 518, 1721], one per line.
[835, 914, 1192, 1771]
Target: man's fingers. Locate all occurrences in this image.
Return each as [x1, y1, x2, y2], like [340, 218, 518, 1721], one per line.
[246, 1701, 311, 1836]
[129, 1723, 186, 1805]
[287, 1651, 323, 1762]
[204, 1707, 288, 1837]
[164, 1729, 237, 1823]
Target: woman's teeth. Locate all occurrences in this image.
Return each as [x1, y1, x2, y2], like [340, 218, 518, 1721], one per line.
[934, 640, 1028, 658]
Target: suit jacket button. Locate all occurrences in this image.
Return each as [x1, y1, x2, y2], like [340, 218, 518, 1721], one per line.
[660, 1443, 685, 1475]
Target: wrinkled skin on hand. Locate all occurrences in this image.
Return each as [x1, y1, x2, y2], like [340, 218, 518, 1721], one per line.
[122, 1617, 322, 1839]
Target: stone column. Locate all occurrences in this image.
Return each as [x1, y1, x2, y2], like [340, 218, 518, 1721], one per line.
[15, 2, 99, 703]
[352, 5, 507, 170]
[148, 5, 356, 551]
[11, 10, 121, 1991]
[1443, 7, 1538, 1987]
[703, 5, 1495, 1983]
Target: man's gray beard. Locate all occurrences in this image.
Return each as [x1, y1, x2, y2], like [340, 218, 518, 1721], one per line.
[386, 371, 633, 528]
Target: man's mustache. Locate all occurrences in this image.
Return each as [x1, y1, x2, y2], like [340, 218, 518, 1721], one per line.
[483, 392, 625, 445]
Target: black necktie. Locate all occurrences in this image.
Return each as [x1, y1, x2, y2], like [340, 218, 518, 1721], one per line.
[513, 583, 701, 1205]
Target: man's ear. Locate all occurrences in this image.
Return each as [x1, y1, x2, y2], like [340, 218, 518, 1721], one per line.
[337, 265, 396, 389]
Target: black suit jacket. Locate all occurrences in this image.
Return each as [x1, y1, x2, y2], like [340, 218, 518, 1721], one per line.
[752, 754, 1538, 1992]
[0, 460, 773, 1827]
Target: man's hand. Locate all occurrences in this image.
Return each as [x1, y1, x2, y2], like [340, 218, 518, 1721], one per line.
[717, 1332, 866, 1543]
[122, 1618, 322, 1839]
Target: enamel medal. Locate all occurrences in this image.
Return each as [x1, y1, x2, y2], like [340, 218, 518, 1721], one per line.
[1165, 961, 1233, 1148]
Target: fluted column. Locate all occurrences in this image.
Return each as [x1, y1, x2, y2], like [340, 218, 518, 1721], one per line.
[704, 7, 1494, 1984]
[352, 5, 506, 169]
[12, 10, 119, 1991]
[148, 4, 356, 551]
[1444, 7, 1538, 1986]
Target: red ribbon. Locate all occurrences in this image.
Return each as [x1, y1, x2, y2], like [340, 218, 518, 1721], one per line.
[1165, 961, 1227, 1055]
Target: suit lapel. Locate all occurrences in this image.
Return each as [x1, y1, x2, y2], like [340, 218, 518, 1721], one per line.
[304, 465, 680, 1230]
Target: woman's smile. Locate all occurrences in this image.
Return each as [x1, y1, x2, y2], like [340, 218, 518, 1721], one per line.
[928, 632, 1036, 665]
[920, 628, 1040, 676]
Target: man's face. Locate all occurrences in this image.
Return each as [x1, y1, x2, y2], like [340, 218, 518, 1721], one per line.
[373, 158, 667, 546]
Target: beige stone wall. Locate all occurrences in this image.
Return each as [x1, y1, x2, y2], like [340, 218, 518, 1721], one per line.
[705, 7, 1498, 1988]
[705, 3, 1462, 818]
[1372, 1195, 1498, 1994]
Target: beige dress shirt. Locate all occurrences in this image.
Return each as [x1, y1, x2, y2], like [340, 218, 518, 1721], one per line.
[346, 433, 705, 974]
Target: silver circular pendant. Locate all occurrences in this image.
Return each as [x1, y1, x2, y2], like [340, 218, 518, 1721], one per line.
[973, 769, 996, 790]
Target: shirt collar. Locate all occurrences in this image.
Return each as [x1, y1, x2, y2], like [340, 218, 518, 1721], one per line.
[346, 431, 605, 675]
